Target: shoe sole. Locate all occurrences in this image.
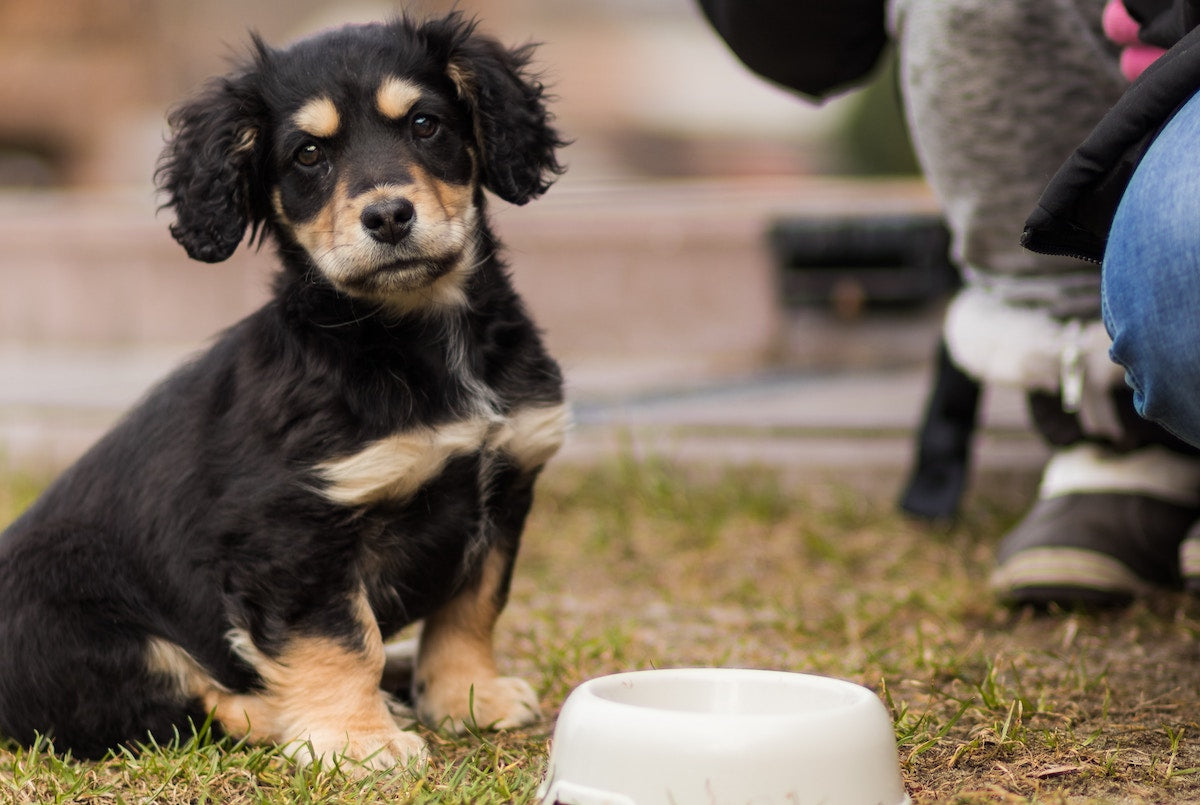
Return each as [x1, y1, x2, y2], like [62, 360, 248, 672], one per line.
[1179, 539, 1200, 592]
[990, 546, 1156, 606]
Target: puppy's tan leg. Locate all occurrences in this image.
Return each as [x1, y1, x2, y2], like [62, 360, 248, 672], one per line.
[207, 596, 426, 771]
[414, 547, 539, 733]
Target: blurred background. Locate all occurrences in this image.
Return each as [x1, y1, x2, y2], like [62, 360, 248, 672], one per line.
[2, 0, 1034, 480]
[0, 0, 916, 186]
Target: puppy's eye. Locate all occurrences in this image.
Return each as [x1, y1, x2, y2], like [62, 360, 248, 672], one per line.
[411, 114, 439, 139]
[295, 143, 324, 167]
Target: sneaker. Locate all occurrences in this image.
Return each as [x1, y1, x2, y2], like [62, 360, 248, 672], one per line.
[990, 493, 1199, 607]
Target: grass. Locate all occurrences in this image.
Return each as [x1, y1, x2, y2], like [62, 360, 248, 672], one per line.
[5, 456, 1200, 802]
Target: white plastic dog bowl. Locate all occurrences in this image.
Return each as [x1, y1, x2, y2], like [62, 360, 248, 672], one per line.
[538, 668, 909, 805]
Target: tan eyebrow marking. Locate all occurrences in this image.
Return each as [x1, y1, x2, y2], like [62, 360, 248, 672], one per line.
[292, 96, 340, 138]
[376, 76, 423, 120]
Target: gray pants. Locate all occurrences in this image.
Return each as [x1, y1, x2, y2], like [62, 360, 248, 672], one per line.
[888, 0, 1125, 322]
[887, 0, 1200, 486]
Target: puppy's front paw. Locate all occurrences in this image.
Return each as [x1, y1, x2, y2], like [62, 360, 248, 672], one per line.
[419, 675, 541, 734]
[291, 726, 427, 773]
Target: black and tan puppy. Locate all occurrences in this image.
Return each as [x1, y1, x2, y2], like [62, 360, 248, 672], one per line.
[0, 15, 568, 768]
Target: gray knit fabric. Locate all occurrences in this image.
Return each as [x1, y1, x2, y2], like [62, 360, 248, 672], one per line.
[887, 0, 1126, 320]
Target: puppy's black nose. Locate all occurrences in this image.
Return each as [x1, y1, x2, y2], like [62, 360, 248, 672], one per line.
[361, 198, 416, 245]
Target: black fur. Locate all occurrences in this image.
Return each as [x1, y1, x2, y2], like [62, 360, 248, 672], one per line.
[0, 15, 565, 761]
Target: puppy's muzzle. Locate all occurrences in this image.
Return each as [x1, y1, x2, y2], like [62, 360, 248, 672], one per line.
[361, 197, 416, 245]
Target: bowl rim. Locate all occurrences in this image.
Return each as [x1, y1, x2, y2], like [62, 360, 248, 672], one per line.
[567, 666, 883, 721]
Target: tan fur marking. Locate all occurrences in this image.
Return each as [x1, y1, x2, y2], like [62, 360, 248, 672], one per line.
[415, 549, 541, 732]
[293, 96, 340, 139]
[410, 163, 473, 222]
[392, 163, 471, 226]
[233, 127, 259, 155]
[205, 593, 425, 769]
[376, 76, 423, 120]
[319, 404, 567, 508]
[270, 187, 292, 226]
[145, 637, 225, 699]
[401, 251, 475, 311]
[490, 403, 570, 472]
[286, 179, 344, 253]
[318, 417, 492, 507]
[446, 61, 474, 103]
[287, 172, 478, 312]
[447, 60, 486, 158]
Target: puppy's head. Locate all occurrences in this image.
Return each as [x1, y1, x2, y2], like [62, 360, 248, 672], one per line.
[157, 15, 565, 306]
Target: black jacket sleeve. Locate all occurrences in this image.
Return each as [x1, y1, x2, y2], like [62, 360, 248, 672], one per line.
[1022, 21, 1200, 261]
[696, 0, 889, 100]
[1127, 0, 1200, 47]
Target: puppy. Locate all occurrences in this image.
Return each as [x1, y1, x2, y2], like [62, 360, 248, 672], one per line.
[0, 14, 567, 769]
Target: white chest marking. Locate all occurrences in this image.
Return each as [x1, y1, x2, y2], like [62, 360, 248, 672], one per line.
[316, 402, 570, 507]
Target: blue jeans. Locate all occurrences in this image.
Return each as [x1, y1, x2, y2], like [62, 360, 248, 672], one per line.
[1103, 88, 1200, 449]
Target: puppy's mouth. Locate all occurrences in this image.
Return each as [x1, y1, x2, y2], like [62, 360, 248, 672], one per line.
[378, 253, 459, 276]
[343, 251, 464, 292]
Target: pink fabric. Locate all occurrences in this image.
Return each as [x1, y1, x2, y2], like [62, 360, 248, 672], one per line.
[1102, 0, 1141, 43]
[1102, 0, 1167, 81]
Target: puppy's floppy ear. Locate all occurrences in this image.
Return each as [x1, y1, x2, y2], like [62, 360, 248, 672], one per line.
[444, 24, 567, 205]
[156, 49, 269, 263]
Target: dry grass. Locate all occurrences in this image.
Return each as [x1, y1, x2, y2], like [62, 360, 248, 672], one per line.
[514, 459, 1200, 803]
[4, 457, 1200, 802]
